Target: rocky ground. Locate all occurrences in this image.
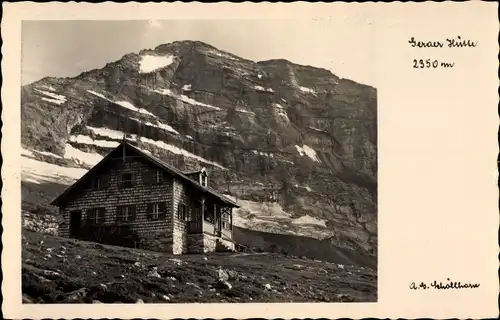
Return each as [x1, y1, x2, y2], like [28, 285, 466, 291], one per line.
[22, 230, 377, 304]
[22, 40, 377, 259]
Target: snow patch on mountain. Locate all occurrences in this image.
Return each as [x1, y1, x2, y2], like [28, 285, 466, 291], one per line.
[87, 90, 156, 117]
[21, 155, 87, 185]
[236, 108, 255, 116]
[115, 101, 155, 117]
[277, 111, 289, 121]
[131, 135, 226, 169]
[273, 104, 289, 121]
[273, 103, 290, 122]
[295, 145, 320, 162]
[254, 85, 274, 93]
[139, 54, 175, 73]
[69, 134, 121, 149]
[224, 195, 332, 239]
[232, 198, 291, 219]
[299, 86, 316, 95]
[34, 88, 67, 105]
[25, 177, 42, 185]
[152, 88, 222, 111]
[309, 127, 327, 133]
[292, 215, 327, 227]
[129, 118, 179, 135]
[22, 149, 34, 157]
[42, 85, 56, 92]
[182, 84, 192, 91]
[41, 97, 64, 105]
[87, 126, 124, 140]
[22, 148, 63, 160]
[294, 184, 313, 192]
[64, 144, 104, 167]
[87, 90, 108, 100]
[80, 126, 220, 168]
[36, 149, 63, 159]
[252, 150, 274, 158]
[207, 49, 239, 61]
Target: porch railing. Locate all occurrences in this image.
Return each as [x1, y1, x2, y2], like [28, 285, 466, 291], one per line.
[187, 220, 202, 234]
[204, 220, 215, 234]
[186, 219, 232, 236]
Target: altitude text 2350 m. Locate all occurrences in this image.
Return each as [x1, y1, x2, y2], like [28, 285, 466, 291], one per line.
[413, 59, 455, 69]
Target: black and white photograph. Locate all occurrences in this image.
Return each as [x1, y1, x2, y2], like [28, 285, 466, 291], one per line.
[19, 18, 378, 304]
[2, 2, 498, 319]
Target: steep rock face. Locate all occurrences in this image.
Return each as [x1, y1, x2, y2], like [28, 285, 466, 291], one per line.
[21, 40, 377, 257]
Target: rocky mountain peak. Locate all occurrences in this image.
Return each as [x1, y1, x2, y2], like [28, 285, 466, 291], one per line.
[21, 40, 377, 259]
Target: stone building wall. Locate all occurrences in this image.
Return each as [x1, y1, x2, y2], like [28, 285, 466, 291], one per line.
[59, 156, 174, 252]
[172, 178, 189, 254]
[186, 233, 204, 253]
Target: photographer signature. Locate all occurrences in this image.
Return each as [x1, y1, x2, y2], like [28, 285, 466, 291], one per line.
[409, 278, 480, 290]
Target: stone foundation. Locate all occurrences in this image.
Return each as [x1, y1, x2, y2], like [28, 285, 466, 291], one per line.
[186, 234, 204, 253]
[203, 234, 217, 253]
[140, 233, 173, 252]
[218, 237, 235, 251]
[185, 232, 235, 253]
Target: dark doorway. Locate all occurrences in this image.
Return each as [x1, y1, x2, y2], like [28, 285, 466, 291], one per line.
[69, 210, 82, 237]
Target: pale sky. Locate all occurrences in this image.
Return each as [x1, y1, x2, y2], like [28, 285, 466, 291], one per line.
[22, 19, 376, 87]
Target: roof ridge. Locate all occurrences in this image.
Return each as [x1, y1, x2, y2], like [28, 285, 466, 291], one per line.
[51, 141, 238, 207]
[116, 142, 238, 206]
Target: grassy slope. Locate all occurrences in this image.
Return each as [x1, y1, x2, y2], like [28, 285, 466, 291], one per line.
[22, 179, 377, 269]
[233, 226, 377, 270]
[22, 230, 377, 303]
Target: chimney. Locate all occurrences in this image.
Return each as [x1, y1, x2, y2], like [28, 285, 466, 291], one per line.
[200, 169, 208, 187]
[184, 167, 208, 187]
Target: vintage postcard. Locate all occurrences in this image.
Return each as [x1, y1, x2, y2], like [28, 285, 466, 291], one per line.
[2, 2, 498, 319]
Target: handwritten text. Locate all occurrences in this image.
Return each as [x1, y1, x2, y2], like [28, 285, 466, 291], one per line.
[409, 278, 480, 291]
[408, 36, 478, 48]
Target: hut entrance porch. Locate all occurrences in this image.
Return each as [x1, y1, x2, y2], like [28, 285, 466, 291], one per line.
[186, 197, 233, 239]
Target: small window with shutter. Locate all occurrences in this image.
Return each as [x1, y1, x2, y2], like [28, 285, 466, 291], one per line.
[153, 170, 164, 184]
[87, 207, 106, 225]
[151, 203, 160, 220]
[144, 170, 166, 185]
[93, 174, 111, 190]
[91, 174, 111, 190]
[116, 205, 136, 223]
[87, 208, 97, 224]
[222, 212, 230, 229]
[97, 207, 106, 224]
[120, 173, 134, 188]
[200, 173, 208, 187]
[91, 176, 101, 189]
[177, 203, 190, 222]
[147, 202, 166, 220]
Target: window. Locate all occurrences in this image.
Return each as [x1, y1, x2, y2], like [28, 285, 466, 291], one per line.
[177, 203, 189, 222]
[87, 207, 105, 225]
[91, 175, 109, 189]
[147, 202, 166, 220]
[151, 203, 160, 220]
[222, 213, 231, 229]
[201, 174, 207, 187]
[145, 170, 166, 185]
[116, 205, 136, 223]
[120, 173, 134, 188]
[152, 170, 165, 184]
[91, 177, 101, 189]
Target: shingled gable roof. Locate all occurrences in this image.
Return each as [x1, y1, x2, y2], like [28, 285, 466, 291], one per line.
[50, 141, 239, 208]
[183, 168, 207, 176]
